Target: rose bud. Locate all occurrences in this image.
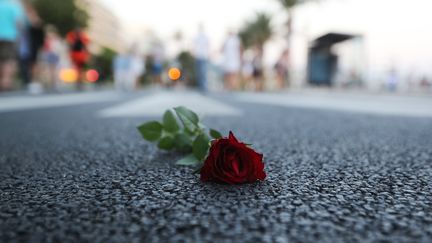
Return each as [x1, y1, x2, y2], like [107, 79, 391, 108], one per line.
[200, 131, 266, 184]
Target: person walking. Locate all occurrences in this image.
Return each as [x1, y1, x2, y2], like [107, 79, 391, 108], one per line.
[274, 49, 289, 89]
[252, 46, 264, 91]
[114, 45, 144, 92]
[41, 25, 62, 91]
[0, 0, 24, 91]
[150, 42, 164, 86]
[113, 52, 129, 91]
[193, 24, 210, 92]
[18, 0, 44, 94]
[66, 27, 89, 91]
[221, 31, 241, 91]
[241, 49, 254, 90]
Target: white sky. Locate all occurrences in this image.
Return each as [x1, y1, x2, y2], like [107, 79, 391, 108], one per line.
[101, 0, 432, 78]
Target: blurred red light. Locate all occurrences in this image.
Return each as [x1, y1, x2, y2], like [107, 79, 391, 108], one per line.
[86, 69, 99, 83]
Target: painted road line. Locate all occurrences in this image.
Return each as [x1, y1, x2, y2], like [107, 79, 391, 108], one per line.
[0, 91, 120, 113]
[99, 91, 242, 117]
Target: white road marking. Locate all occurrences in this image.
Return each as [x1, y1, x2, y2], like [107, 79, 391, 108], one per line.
[0, 91, 120, 113]
[98, 91, 242, 117]
[235, 92, 432, 117]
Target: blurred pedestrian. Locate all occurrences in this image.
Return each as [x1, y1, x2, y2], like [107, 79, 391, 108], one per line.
[66, 27, 89, 91]
[193, 24, 209, 92]
[41, 25, 62, 90]
[129, 49, 145, 90]
[252, 45, 264, 91]
[114, 45, 144, 91]
[151, 42, 164, 86]
[18, 0, 45, 94]
[222, 31, 241, 90]
[386, 67, 398, 92]
[420, 76, 430, 89]
[113, 52, 129, 91]
[0, 0, 24, 91]
[241, 49, 254, 90]
[274, 49, 289, 89]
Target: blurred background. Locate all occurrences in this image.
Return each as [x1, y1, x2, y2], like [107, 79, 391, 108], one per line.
[3, 2, 432, 242]
[0, 0, 431, 94]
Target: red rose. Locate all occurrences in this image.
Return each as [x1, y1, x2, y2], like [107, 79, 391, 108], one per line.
[200, 131, 266, 184]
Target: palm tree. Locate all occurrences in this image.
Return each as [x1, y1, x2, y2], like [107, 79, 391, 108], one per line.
[34, 0, 89, 36]
[239, 13, 273, 91]
[277, 0, 311, 84]
[239, 12, 273, 52]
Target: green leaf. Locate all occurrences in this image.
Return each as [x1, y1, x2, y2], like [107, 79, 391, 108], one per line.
[209, 128, 223, 139]
[178, 114, 197, 133]
[174, 106, 199, 124]
[174, 106, 199, 133]
[157, 136, 174, 150]
[184, 128, 195, 136]
[137, 121, 162, 141]
[174, 133, 192, 152]
[162, 110, 180, 133]
[176, 154, 200, 165]
[192, 133, 210, 161]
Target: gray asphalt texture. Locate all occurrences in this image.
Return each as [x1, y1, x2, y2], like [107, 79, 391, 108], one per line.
[1, 91, 432, 243]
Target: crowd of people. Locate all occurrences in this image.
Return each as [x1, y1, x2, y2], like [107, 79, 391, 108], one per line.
[111, 26, 290, 93]
[113, 44, 145, 91]
[1, 0, 290, 94]
[221, 31, 289, 92]
[190, 28, 289, 92]
[0, 0, 91, 94]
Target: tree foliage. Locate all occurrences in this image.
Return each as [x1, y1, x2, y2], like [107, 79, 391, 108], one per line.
[278, 0, 309, 9]
[33, 0, 89, 36]
[239, 12, 273, 49]
[177, 51, 197, 86]
[92, 47, 117, 82]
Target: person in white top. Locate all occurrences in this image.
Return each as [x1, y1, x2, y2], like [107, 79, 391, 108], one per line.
[222, 31, 241, 90]
[41, 25, 62, 90]
[114, 45, 144, 91]
[193, 24, 209, 92]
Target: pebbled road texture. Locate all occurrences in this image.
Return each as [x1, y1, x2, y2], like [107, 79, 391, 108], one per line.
[1, 92, 432, 242]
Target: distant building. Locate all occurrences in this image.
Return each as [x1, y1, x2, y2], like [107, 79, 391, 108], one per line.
[76, 0, 124, 54]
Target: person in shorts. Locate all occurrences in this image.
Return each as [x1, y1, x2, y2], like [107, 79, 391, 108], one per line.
[18, 0, 45, 94]
[252, 45, 264, 91]
[222, 31, 242, 90]
[193, 24, 210, 92]
[0, 0, 24, 91]
[150, 42, 164, 86]
[41, 25, 62, 90]
[274, 49, 289, 89]
[66, 28, 90, 90]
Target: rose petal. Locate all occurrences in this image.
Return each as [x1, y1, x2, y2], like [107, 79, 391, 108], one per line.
[200, 132, 266, 184]
[228, 131, 239, 143]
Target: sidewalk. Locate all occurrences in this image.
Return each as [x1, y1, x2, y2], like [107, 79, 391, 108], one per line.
[235, 88, 432, 118]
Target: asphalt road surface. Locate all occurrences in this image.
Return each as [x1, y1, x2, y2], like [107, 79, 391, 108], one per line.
[1, 90, 432, 242]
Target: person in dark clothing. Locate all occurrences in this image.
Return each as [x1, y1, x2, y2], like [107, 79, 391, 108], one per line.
[18, 0, 44, 93]
[274, 49, 289, 89]
[66, 28, 90, 91]
[252, 46, 264, 91]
